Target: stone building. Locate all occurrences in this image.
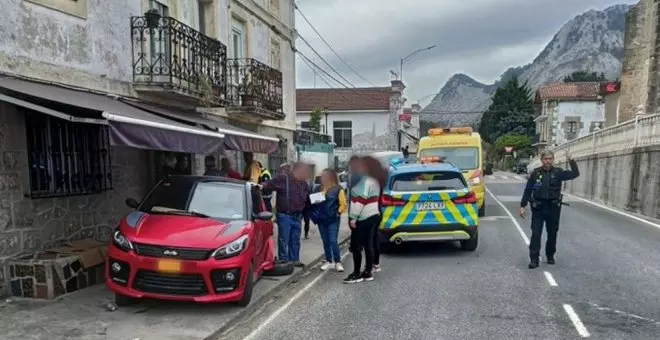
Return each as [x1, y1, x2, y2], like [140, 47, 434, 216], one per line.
[619, 0, 656, 120]
[532, 82, 605, 151]
[0, 0, 296, 296]
[295, 80, 406, 165]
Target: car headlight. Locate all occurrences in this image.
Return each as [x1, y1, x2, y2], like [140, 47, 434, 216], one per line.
[113, 230, 134, 252]
[211, 235, 249, 260]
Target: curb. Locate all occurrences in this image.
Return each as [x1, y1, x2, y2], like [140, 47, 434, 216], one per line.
[204, 235, 351, 340]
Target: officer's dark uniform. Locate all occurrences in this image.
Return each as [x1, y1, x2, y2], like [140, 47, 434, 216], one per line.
[520, 159, 579, 268]
[259, 167, 273, 211]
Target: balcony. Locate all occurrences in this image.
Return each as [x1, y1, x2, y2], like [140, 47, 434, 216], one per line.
[294, 129, 331, 145]
[226, 58, 284, 120]
[130, 15, 227, 106]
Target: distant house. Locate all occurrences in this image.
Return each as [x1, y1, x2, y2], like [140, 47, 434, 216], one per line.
[533, 82, 605, 151]
[296, 80, 406, 164]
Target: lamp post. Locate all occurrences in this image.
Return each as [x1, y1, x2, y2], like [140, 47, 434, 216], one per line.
[399, 45, 436, 82]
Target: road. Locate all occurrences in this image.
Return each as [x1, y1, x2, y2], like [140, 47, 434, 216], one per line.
[218, 171, 660, 340]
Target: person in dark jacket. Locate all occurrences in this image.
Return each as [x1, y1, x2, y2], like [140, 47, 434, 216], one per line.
[310, 169, 347, 272]
[519, 150, 579, 269]
[204, 155, 222, 176]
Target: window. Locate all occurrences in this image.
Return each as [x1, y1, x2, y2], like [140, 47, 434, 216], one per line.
[270, 39, 281, 70]
[198, 1, 206, 34]
[391, 171, 467, 191]
[25, 112, 112, 198]
[149, 0, 170, 66]
[300, 121, 310, 130]
[333, 121, 352, 148]
[140, 180, 247, 220]
[24, 0, 88, 19]
[567, 121, 578, 133]
[418, 147, 479, 170]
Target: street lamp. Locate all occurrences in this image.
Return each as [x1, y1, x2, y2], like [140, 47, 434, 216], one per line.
[400, 45, 436, 82]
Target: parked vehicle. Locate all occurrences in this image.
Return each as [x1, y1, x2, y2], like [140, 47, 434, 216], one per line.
[106, 176, 290, 307]
[378, 159, 479, 252]
[417, 127, 486, 216]
[516, 162, 528, 174]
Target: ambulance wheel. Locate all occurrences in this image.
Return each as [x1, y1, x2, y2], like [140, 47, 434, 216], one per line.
[478, 202, 486, 217]
[460, 230, 478, 251]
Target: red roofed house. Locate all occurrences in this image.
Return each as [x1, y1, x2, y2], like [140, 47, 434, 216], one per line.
[296, 80, 406, 163]
[533, 82, 606, 151]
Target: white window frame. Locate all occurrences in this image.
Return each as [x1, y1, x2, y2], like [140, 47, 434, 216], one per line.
[333, 121, 352, 148]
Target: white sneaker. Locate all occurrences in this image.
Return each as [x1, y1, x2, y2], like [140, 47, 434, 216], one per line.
[335, 263, 345, 272]
[373, 265, 382, 273]
[320, 262, 335, 271]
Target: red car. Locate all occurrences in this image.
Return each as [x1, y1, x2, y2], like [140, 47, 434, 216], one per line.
[106, 175, 278, 306]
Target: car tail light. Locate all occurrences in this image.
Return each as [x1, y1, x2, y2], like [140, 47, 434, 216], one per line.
[469, 170, 482, 185]
[452, 191, 477, 204]
[380, 195, 406, 206]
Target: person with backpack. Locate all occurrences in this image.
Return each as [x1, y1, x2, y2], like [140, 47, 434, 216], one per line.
[310, 168, 347, 272]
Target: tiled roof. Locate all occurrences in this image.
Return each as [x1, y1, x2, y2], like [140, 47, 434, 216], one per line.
[296, 87, 392, 111]
[536, 82, 601, 101]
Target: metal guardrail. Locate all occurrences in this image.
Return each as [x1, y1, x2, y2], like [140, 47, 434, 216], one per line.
[528, 113, 660, 169]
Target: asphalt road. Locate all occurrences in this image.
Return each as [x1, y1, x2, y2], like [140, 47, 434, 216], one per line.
[218, 173, 660, 340]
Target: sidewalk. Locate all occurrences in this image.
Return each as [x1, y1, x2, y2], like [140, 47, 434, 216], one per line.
[0, 217, 351, 340]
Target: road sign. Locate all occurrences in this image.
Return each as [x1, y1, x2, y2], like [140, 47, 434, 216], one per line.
[504, 147, 513, 153]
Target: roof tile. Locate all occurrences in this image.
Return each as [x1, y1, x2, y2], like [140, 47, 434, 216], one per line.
[536, 82, 601, 101]
[296, 87, 392, 111]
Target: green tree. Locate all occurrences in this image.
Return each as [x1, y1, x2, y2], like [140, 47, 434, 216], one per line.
[563, 71, 607, 82]
[478, 77, 535, 144]
[490, 134, 533, 161]
[309, 108, 322, 132]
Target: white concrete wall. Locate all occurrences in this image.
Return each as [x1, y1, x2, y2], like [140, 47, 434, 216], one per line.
[552, 101, 605, 145]
[297, 110, 392, 162]
[298, 151, 330, 176]
[0, 0, 142, 94]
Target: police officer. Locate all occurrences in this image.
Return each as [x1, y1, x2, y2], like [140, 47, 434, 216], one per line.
[519, 150, 579, 269]
[258, 162, 273, 211]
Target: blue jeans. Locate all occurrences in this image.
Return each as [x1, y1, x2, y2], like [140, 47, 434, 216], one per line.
[276, 213, 302, 262]
[318, 218, 341, 263]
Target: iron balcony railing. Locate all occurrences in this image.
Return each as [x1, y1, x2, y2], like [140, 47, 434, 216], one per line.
[226, 58, 283, 117]
[294, 129, 332, 145]
[131, 15, 227, 103]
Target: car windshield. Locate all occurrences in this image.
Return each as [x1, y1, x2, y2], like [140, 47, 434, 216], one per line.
[139, 180, 246, 220]
[391, 171, 467, 191]
[419, 147, 479, 170]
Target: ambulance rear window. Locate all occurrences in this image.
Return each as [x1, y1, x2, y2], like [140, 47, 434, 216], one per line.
[391, 171, 467, 191]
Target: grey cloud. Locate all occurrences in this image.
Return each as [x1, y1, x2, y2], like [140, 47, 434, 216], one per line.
[296, 0, 636, 91]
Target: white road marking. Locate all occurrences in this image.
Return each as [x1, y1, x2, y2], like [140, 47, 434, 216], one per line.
[485, 187, 530, 245]
[543, 271, 558, 287]
[499, 175, 509, 180]
[486, 175, 495, 179]
[563, 193, 660, 230]
[563, 304, 591, 337]
[241, 251, 350, 340]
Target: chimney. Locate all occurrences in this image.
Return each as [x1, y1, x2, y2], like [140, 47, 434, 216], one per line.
[391, 80, 405, 93]
[411, 103, 421, 112]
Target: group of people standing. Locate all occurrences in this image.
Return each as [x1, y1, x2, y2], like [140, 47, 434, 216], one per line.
[201, 151, 387, 283]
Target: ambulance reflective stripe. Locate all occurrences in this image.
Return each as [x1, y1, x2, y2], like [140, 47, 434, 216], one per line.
[380, 189, 478, 229]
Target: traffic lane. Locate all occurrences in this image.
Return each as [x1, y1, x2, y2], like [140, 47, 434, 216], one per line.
[488, 185, 660, 339]
[236, 216, 576, 340]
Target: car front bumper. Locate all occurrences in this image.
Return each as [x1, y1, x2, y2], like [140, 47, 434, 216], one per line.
[105, 244, 251, 303]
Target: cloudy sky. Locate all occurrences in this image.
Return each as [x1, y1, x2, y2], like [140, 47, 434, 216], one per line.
[294, 0, 637, 107]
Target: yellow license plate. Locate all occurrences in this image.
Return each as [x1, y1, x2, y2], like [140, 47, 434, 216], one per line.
[157, 259, 181, 273]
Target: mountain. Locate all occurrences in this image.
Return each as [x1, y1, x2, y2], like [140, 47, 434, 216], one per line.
[421, 4, 631, 127]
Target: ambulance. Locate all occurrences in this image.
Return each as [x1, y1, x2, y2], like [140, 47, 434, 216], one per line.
[416, 127, 486, 216]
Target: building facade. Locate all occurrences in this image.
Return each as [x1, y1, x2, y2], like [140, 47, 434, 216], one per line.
[533, 82, 605, 151]
[0, 0, 295, 296]
[296, 81, 405, 166]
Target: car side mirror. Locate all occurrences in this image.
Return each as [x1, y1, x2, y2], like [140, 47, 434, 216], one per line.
[254, 211, 273, 221]
[125, 197, 139, 209]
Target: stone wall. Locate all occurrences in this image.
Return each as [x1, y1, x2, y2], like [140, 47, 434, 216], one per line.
[619, 0, 655, 122]
[0, 103, 152, 296]
[558, 145, 660, 219]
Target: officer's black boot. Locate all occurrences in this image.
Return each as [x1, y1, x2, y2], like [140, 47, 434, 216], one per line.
[528, 258, 539, 269]
[547, 256, 555, 265]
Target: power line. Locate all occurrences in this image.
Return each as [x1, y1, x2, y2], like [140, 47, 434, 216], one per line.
[299, 54, 333, 87]
[297, 51, 350, 88]
[296, 33, 357, 88]
[294, 4, 376, 87]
